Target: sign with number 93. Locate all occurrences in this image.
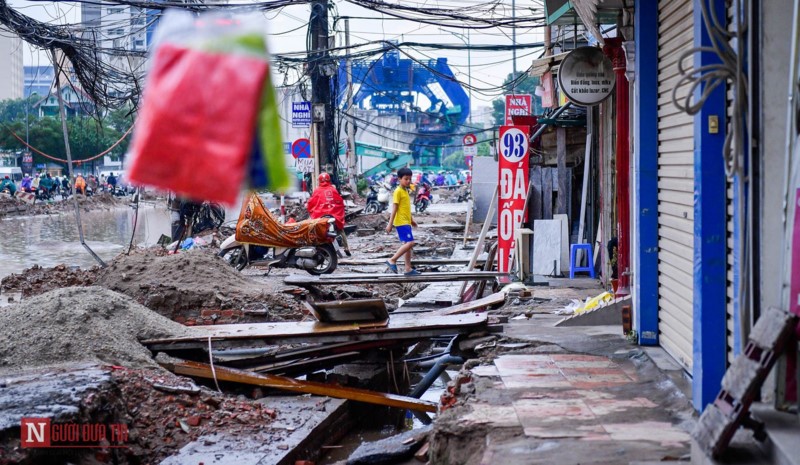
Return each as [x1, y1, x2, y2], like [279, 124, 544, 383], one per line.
[499, 127, 529, 162]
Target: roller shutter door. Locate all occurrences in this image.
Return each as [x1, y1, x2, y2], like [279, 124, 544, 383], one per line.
[656, 0, 695, 371]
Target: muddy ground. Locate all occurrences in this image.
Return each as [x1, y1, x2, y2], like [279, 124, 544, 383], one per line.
[0, 192, 134, 219]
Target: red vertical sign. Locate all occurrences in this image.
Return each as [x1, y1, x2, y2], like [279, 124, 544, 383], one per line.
[504, 94, 532, 125]
[497, 125, 530, 273]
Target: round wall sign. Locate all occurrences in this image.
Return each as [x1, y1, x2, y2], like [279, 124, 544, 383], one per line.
[499, 127, 529, 163]
[557, 46, 615, 106]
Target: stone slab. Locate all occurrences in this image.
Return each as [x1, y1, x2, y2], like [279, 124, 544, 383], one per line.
[553, 213, 569, 274]
[554, 296, 631, 327]
[532, 219, 562, 276]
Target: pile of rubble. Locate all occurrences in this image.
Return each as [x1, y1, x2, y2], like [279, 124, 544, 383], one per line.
[0, 263, 100, 297]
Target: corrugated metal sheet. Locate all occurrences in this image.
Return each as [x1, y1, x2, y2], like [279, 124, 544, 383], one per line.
[657, 0, 694, 372]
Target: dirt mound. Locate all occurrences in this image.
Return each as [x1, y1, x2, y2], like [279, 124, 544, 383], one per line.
[0, 192, 129, 218]
[94, 249, 302, 322]
[1, 263, 100, 297]
[0, 287, 188, 371]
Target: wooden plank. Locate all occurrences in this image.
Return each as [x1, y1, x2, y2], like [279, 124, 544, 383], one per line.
[339, 258, 485, 266]
[284, 271, 507, 286]
[305, 298, 389, 323]
[143, 313, 489, 346]
[530, 165, 543, 220]
[459, 186, 499, 299]
[162, 360, 438, 413]
[543, 167, 553, 219]
[556, 127, 567, 215]
[463, 199, 473, 247]
[432, 292, 506, 316]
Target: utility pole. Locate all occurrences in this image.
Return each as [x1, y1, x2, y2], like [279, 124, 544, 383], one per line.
[309, 0, 338, 187]
[440, 28, 472, 125]
[512, 0, 517, 85]
[345, 17, 358, 192]
[51, 49, 105, 267]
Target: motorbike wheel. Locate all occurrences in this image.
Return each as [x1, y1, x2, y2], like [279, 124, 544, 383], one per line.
[307, 244, 338, 275]
[418, 198, 430, 213]
[219, 246, 248, 271]
[364, 202, 379, 214]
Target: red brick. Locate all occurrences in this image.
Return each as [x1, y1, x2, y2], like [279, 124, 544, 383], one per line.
[186, 415, 202, 427]
[185, 318, 197, 326]
[173, 316, 187, 324]
[221, 310, 235, 318]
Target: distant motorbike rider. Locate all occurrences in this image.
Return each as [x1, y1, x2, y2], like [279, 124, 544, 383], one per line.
[0, 175, 16, 195]
[21, 174, 32, 192]
[39, 173, 53, 195]
[107, 172, 117, 191]
[61, 176, 70, 193]
[307, 172, 349, 254]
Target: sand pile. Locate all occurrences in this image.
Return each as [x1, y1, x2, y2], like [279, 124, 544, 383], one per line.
[0, 287, 188, 371]
[94, 249, 303, 320]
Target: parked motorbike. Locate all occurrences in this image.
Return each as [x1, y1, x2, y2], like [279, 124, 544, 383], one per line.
[364, 183, 391, 214]
[219, 193, 339, 275]
[414, 183, 432, 213]
[455, 185, 471, 203]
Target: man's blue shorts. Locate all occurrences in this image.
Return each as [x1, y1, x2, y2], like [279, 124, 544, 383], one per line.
[396, 224, 414, 243]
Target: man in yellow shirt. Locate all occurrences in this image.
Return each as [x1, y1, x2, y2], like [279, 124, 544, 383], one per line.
[385, 167, 419, 275]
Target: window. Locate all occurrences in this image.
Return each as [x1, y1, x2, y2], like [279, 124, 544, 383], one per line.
[131, 17, 145, 26]
[109, 28, 125, 36]
[108, 7, 124, 14]
[133, 39, 145, 50]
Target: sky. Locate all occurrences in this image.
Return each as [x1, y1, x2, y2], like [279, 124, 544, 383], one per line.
[7, 0, 545, 110]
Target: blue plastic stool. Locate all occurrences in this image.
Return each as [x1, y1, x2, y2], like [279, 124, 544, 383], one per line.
[569, 243, 596, 279]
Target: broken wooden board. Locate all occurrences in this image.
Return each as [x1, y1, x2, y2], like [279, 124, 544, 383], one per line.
[144, 313, 489, 351]
[417, 223, 464, 231]
[284, 271, 507, 287]
[432, 292, 507, 316]
[304, 298, 389, 323]
[338, 258, 485, 266]
[162, 360, 438, 413]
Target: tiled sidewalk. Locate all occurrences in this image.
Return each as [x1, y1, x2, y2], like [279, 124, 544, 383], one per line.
[434, 350, 694, 464]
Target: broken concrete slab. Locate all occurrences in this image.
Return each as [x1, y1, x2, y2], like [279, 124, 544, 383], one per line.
[554, 295, 631, 327]
[162, 396, 349, 465]
[346, 425, 432, 465]
[0, 363, 112, 432]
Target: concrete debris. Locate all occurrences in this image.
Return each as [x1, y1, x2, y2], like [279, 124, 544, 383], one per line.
[346, 425, 432, 465]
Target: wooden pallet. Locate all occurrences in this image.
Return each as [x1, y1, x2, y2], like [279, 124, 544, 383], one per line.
[692, 306, 799, 458]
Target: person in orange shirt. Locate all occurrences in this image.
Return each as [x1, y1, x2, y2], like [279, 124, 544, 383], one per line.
[75, 174, 86, 195]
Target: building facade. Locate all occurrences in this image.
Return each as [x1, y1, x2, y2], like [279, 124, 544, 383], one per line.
[0, 26, 23, 101]
[23, 66, 54, 98]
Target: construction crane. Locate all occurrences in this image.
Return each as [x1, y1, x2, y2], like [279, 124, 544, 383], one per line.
[338, 49, 470, 168]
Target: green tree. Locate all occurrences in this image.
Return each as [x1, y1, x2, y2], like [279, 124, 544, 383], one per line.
[491, 72, 541, 126]
[442, 151, 466, 170]
[0, 113, 131, 167]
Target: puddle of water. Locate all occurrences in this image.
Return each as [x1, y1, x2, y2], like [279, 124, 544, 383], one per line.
[0, 206, 173, 281]
[318, 373, 450, 464]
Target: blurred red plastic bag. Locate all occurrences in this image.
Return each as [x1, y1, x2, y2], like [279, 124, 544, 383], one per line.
[127, 43, 267, 205]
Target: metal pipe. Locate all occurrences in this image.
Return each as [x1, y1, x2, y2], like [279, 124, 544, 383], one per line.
[409, 355, 464, 399]
[603, 39, 631, 296]
[529, 102, 573, 142]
